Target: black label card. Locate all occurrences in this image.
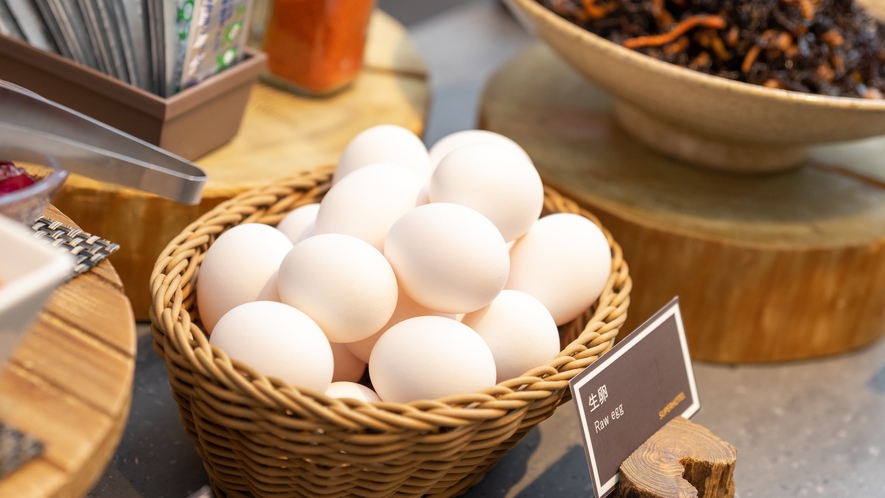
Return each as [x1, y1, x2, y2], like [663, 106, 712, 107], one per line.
[569, 298, 700, 498]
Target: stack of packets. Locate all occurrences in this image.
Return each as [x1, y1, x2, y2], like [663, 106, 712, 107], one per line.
[0, 0, 252, 97]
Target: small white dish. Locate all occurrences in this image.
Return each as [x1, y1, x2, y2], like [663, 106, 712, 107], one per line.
[0, 214, 74, 367]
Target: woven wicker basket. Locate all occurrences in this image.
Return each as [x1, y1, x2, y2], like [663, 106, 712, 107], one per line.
[149, 165, 631, 498]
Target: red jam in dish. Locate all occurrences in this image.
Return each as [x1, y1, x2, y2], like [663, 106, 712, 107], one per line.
[0, 161, 36, 195]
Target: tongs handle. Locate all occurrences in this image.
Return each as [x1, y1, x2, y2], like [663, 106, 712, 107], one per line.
[0, 81, 206, 205]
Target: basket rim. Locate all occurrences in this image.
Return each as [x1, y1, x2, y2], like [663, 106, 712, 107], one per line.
[149, 165, 631, 432]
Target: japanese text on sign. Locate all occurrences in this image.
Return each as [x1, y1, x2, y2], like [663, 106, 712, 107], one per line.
[589, 384, 609, 412]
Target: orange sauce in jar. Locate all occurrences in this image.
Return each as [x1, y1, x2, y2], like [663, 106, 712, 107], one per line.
[262, 0, 375, 95]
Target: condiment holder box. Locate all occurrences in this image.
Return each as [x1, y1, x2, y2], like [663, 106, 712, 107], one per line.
[0, 215, 73, 368]
[0, 34, 266, 160]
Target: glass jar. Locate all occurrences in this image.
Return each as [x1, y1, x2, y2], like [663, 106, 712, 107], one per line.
[259, 0, 375, 96]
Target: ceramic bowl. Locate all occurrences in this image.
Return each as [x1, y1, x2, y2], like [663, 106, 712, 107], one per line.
[0, 214, 73, 368]
[505, 0, 885, 172]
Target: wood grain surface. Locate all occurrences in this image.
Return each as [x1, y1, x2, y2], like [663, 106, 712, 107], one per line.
[52, 11, 430, 320]
[0, 205, 136, 498]
[480, 44, 885, 363]
[614, 417, 736, 498]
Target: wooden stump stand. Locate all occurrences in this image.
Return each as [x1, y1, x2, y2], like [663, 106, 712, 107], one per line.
[480, 44, 885, 363]
[615, 417, 736, 498]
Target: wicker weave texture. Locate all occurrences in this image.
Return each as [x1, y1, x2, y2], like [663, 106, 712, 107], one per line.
[150, 165, 632, 497]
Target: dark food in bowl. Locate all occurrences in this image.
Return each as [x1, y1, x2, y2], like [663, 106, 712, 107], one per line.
[0, 162, 35, 195]
[540, 0, 885, 98]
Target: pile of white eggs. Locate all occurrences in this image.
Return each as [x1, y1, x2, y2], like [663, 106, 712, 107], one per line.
[197, 125, 612, 404]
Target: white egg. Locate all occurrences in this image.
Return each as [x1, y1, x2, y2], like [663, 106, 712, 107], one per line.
[326, 382, 380, 402]
[330, 342, 367, 382]
[506, 213, 612, 325]
[344, 331, 381, 366]
[345, 289, 454, 363]
[196, 224, 293, 332]
[209, 301, 333, 393]
[428, 130, 531, 169]
[384, 203, 509, 314]
[462, 290, 561, 383]
[277, 203, 320, 245]
[429, 143, 543, 242]
[369, 316, 496, 403]
[333, 125, 431, 185]
[314, 164, 427, 251]
[255, 270, 281, 302]
[278, 234, 398, 343]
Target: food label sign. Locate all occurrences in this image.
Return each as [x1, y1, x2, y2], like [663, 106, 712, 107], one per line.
[569, 298, 700, 498]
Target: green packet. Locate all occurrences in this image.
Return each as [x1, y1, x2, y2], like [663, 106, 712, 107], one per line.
[178, 0, 251, 91]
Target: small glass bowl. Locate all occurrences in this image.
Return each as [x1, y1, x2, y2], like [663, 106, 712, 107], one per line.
[0, 158, 68, 224]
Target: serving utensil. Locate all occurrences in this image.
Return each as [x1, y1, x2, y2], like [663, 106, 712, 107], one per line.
[0, 80, 205, 204]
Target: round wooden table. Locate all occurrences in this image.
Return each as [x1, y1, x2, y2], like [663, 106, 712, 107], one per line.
[480, 44, 885, 363]
[53, 11, 430, 320]
[0, 205, 135, 497]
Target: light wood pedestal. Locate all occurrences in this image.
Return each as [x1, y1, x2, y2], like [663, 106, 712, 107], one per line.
[52, 11, 430, 320]
[480, 44, 885, 363]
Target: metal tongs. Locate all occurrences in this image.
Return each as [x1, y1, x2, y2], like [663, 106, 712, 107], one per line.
[0, 81, 206, 205]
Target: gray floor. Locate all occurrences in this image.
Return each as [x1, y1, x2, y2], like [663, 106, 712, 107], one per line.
[87, 2, 885, 497]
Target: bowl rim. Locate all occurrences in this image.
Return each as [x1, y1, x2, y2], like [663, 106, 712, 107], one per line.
[0, 158, 69, 208]
[509, 0, 885, 111]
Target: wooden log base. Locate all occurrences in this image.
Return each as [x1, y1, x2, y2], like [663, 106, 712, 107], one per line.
[479, 44, 885, 362]
[615, 417, 736, 498]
